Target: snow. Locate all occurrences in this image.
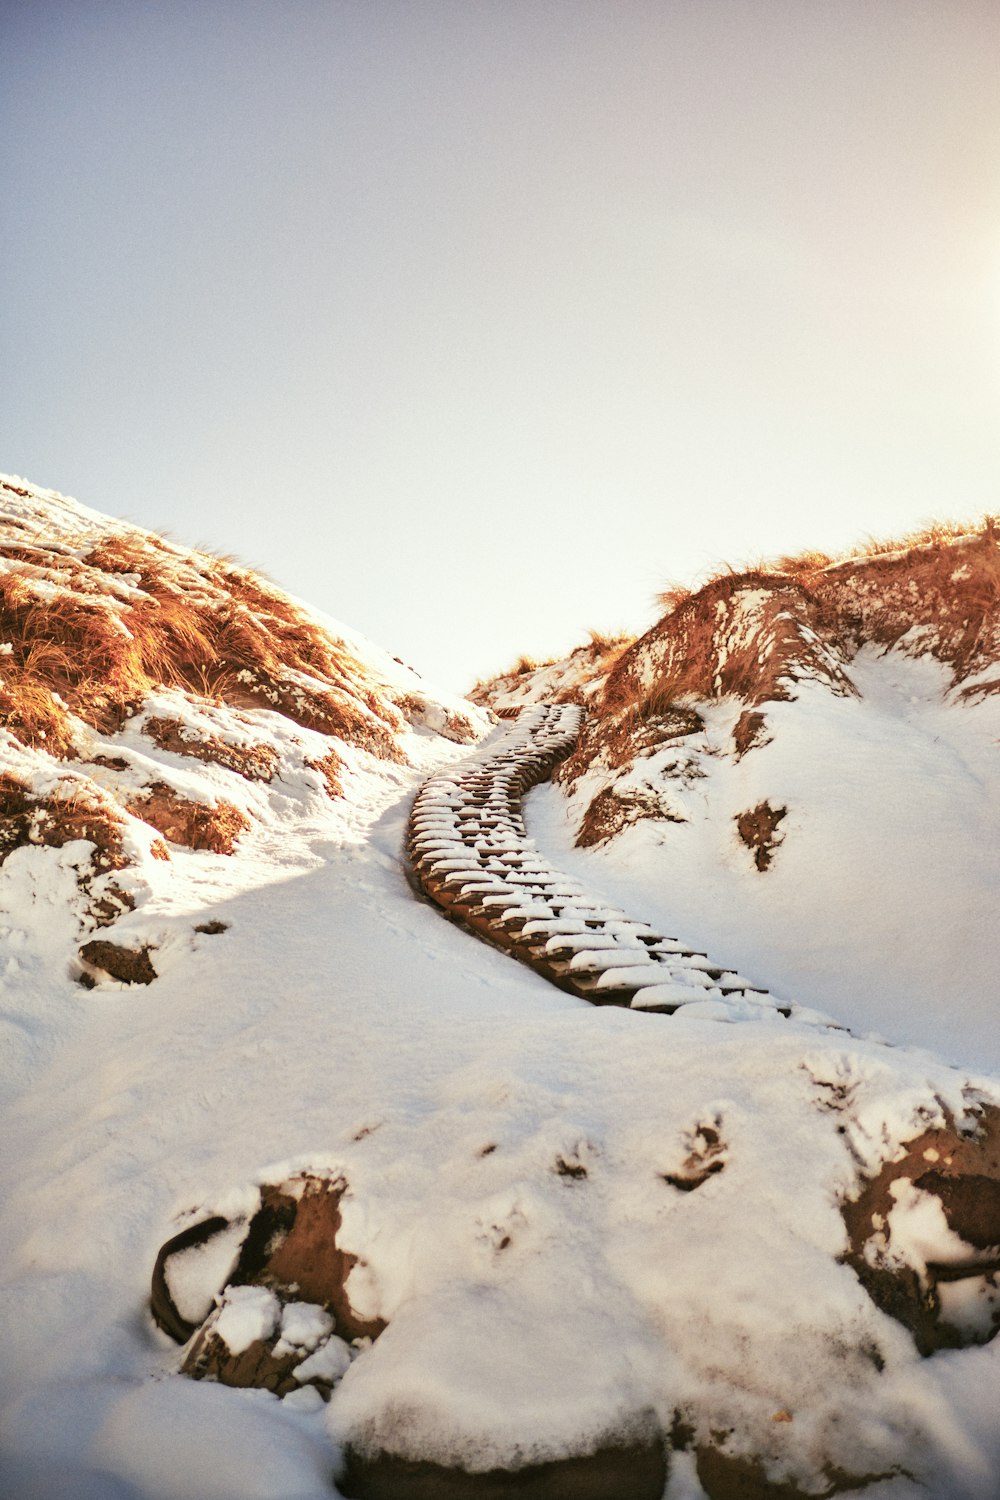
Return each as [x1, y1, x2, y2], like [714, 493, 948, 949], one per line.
[163, 1217, 247, 1327]
[530, 646, 1000, 1074]
[276, 1303, 335, 1357]
[214, 1286, 282, 1355]
[5, 709, 995, 1496]
[2, 482, 999, 1498]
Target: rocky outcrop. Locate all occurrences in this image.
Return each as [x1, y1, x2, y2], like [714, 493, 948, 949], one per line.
[841, 1102, 1000, 1353]
[151, 1173, 385, 1364]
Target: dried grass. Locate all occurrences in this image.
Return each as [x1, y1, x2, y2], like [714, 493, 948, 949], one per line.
[576, 786, 686, 847]
[305, 749, 345, 801]
[125, 783, 250, 855]
[0, 772, 129, 875]
[1, 530, 408, 761]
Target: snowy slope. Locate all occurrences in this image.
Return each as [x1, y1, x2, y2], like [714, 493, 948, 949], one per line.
[529, 646, 1000, 1075]
[2, 486, 999, 1500]
[488, 532, 1000, 1074]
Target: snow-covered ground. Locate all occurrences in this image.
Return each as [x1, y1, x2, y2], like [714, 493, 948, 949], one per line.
[530, 646, 1000, 1076]
[2, 483, 999, 1499]
[2, 697, 999, 1497]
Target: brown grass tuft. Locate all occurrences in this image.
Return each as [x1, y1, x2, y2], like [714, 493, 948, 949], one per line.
[125, 783, 250, 855]
[305, 749, 345, 801]
[654, 583, 694, 614]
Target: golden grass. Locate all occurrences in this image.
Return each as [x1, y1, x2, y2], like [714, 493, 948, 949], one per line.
[1, 529, 407, 761]
[654, 514, 999, 614]
[305, 748, 345, 801]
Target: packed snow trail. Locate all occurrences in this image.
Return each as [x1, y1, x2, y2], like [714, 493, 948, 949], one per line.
[408, 704, 822, 1022]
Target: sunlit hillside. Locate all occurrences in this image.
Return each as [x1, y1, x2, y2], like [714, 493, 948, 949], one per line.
[2, 478, 998, 1500]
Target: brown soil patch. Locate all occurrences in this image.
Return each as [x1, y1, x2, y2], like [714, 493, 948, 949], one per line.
[143, 715, 279, 782]
[0, 774, 129, 875]
[125, 783, 250, 854]
[87, 881, 137, 927]
[841, 1103, 1000, 1354]
[252, 1177, 385, 1341]
[0, 774, 140, 929]
[577, 787, 686, 848]
[339, 1436, 667, 1500]
[661, 1117, 727, 1192]
[79, 939, 157, 985]
[735, 803, 787, 871]
[0, 774, 33, 861]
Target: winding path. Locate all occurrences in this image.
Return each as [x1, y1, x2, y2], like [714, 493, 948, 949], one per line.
[408, 704, 805, 1020]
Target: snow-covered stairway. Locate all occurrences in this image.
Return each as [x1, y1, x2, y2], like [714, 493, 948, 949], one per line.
[407, 704, 801, 1020]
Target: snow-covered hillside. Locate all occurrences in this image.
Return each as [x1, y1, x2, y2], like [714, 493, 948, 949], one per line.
[482, 530, 1000, 1075]
[2, 484, 999, 1500]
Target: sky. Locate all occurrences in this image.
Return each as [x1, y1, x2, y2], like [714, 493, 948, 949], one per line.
[3, 0, 999, 691]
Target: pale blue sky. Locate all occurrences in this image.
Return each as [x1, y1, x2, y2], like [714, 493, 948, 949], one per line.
[3, 1, 999, 689]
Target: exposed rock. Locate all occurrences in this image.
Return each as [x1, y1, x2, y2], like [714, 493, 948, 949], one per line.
[182, 1289, 352, 1400]
[150, 1214, 234, 1342]
[183, 1325, 304, 1396]
[151, 1172, 386, 1369]
[252, 1176, 386, 1341]
[339, 1436, 668, 1500]
[693, 1444, 900, 1499]
[841, 1103, 1000, 1354]
[79, 939, 157, 985]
